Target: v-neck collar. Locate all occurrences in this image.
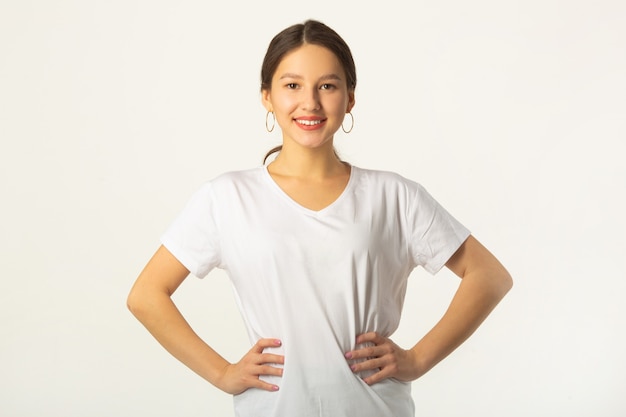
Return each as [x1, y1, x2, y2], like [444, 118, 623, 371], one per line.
[260, 164, 356, 216]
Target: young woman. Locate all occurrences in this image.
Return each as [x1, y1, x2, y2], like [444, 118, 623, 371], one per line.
[127, 19, 512, 417]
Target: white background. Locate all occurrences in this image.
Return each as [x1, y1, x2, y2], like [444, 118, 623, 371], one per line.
[1, 1, 625, 416]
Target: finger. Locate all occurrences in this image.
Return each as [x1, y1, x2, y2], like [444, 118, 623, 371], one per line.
[259, 353, 285, 365]
[252, 338, 282, 352]
[256, 364, 284, 377]
[247, 378, 280, 392]
[247, 364, 283, 392]
[362, 368, 391, 385]
[345, 344, 383, 360]
[355, 332, 381, 345]
[349, 356, 386, 373]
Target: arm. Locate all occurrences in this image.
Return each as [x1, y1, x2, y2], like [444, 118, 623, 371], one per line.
[346, 235, 513, 384]
[127, 245, 284, 394]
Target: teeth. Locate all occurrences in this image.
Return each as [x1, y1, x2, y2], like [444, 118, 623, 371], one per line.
[296, 119, 322, 126]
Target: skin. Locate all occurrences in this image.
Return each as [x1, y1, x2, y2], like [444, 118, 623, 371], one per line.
[345, 235, 512, 384]
[127, 42, 513, 395]
[261, 43, 355, 211]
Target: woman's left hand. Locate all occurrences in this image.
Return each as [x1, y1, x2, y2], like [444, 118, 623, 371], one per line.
[344, 332, 420, 385]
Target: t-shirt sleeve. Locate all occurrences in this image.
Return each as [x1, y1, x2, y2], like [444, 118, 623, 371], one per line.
[407, 183, 471, 274]
[160, 182, 222, 278]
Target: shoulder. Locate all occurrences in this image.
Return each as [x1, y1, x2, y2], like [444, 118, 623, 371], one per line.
[203, 166, 266, 191]
[210, 166, 264, 184]
[185, 167, 266, 203]
[352, 165, 425, 195]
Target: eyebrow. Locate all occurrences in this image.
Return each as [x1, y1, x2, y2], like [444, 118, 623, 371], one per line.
[278, 73, 343, 82]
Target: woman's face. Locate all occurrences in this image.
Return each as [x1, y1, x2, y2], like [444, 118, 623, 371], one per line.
[262, 43, 355, 152]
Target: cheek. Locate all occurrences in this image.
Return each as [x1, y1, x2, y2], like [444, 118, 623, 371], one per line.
[324, 91, 350, 109]
[273, 95, 298, 117]
[325, 98, 349, 117]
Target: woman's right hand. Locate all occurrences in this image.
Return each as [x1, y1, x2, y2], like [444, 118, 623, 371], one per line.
[216, 338, 285, 395]
[128, 247, 285, 395]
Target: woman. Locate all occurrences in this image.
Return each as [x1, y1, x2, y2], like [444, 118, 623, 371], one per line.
[127, 19, 512, 417]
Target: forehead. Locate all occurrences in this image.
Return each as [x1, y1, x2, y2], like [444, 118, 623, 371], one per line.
[274, 44, 344, 79]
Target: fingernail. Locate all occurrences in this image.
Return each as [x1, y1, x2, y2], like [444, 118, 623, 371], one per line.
[350, 364, 357, 371]
[272, 385, 280, 391]
[274, 339, 282, 346]
[344, 352, 352, 359]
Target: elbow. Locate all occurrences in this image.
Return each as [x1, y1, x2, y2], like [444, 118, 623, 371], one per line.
[126, 291, 138, 316]
[126, 287, 147, 320]
[126, 283, 172, 322]
[497, 268, 514, 299]
[478, 264, 513, 302]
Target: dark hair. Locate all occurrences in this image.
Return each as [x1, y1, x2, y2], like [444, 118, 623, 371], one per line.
[261, 20, 357, 163]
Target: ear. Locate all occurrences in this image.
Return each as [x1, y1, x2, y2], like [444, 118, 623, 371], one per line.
[261, 89, 272, 112]
[346, 91, 356, 113]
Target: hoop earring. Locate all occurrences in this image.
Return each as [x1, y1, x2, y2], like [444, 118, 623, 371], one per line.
[342, 112, 354, 133]
[265, 111, 275, 132]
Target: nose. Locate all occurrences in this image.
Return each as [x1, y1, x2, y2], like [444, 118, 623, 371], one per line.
[301, 87, 321, 111]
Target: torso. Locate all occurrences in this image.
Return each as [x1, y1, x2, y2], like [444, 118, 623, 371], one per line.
[161, 165, 470, 417]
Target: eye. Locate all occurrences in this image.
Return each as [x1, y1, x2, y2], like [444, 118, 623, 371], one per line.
[320, 83, 336, 90]
[286, 83, 298, 89]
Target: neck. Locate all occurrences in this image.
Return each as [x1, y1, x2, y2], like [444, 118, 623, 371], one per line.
[269, 141, 346, 179]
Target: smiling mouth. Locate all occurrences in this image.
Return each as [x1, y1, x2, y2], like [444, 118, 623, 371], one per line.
[295, 119, 324, 126]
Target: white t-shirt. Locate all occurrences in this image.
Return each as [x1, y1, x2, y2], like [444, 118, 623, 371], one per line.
[161, 165, 470, 417]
